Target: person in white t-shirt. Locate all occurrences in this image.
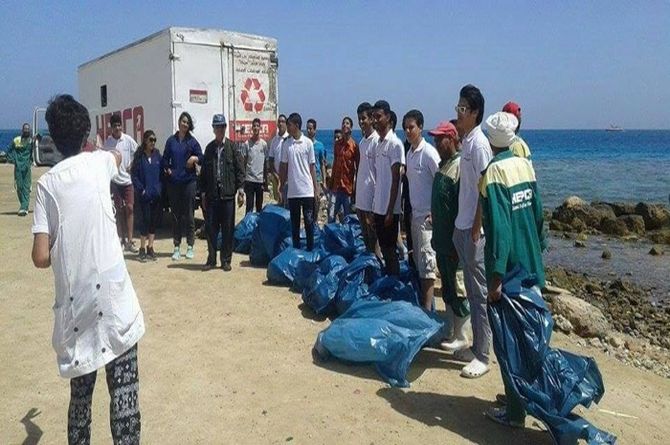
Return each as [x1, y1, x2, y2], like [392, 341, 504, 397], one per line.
[104, 113, 139, 253]
[371, 100, 405, 276]
[355, 102, 380, 254]
[279, 112, 318, 251]
[31, 95, 144, 444]
[448, 84, 493, 379]
[403, 110, 441, 310]
[267, 114, 289, 204]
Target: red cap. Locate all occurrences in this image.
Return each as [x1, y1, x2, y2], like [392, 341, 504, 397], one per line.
[502, 101, 521, 119]
[428, 121, 458, 139]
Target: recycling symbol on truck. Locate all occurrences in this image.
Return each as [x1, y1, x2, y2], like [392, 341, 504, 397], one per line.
[240, 77, 266, 112]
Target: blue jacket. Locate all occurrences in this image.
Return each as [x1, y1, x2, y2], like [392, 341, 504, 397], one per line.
[132, 149, 163, 203]
[161, 133, 204, 184]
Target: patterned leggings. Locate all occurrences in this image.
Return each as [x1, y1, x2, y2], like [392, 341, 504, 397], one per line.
[68, 344, 140, 445]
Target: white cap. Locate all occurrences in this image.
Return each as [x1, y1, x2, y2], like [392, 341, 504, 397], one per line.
[483, 112, 519, 148]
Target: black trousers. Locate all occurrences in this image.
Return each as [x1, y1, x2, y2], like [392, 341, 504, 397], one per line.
[206, 197, 235, 265]
[167, 181, 196, 247]
[244, 182, 264, 213]
[289, 197, 315, 251]
[374, 213, 400, 276]
[137, 200, 161, 236]
[68, 344, 140, 445]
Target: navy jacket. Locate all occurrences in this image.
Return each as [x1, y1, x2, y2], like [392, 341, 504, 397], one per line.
[132, 149, 163, 203]
[161, 133, 204, 184]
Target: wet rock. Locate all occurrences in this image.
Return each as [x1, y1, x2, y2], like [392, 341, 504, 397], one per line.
[648, 229, 670, 245]
[600, 216, 629, 236]
[576, 233, 588, 241]
[551, 292, 610, 338]
[552, 198, 616, 232]
[649, 246, 664, 256]
[574, 240, 586, 248]
[554, 314, 573, 334]
[601, 249, 612, 260]
[610, 279, 632, 293]
[635, 202, 670, 230]
[549, 219, 569, 231]
[618, 214, 646, 235]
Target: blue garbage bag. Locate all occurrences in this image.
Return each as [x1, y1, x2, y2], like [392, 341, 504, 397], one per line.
[234, 212, 259, 254]
[322, 222, 365, 261]
[302, 255, 348, 315]
[333, 253, 384, 315]
[367, 276, 420, 307]
[488, 266, 616, 445]
[267, 247, 325, 286]
[278, 225, 324, 253]
[314, 298, 443, 387]
[249, 205, 292, 265]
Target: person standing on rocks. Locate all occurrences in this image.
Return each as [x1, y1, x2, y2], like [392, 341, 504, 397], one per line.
[502, 101, 532, 163]
[450, 84, 493, 379]
[479, 111, 547, 428]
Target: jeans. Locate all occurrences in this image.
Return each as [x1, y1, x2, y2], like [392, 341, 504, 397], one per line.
[328, 190, 352, 223]
[167, 181, 196, 247]
[206, 197, 235, 265]
[452, 228, 490, 364]
[244, 182, 264, 213]
[374, 213, 400, 276]
[137, 200, 161, 236]
[68, 344, 140, 445]
[289, 197, 315, 251]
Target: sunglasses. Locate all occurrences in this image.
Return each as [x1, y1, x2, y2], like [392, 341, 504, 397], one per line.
[455, 105, 469, 114]
[148, 138, 157, 142]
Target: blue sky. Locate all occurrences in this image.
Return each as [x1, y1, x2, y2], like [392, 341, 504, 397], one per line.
[1, 0, 669, 129]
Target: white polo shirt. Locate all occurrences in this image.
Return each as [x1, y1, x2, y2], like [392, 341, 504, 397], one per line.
[355, 130, 378, 212]
[372, 129, 405, 216]
[104, 133, 138, 186]
[280, 133, 316, 199]
[32, 149, 145, 378]
[269, 131, 289, 173]
[455, 125, 492, 230]
[406, 138, 440, 219]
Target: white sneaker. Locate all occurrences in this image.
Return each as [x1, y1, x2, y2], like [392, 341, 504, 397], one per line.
[440, 338, 469, 352]
[171, 247, 181, 261]
[461, 358, 490, 379]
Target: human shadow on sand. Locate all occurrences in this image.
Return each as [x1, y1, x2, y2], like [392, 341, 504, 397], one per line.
[20, 408, 43, 445]
[377, 388, 552, 444]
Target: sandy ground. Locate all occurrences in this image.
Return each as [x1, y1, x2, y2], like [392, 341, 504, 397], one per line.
[1, 163, 669, 444]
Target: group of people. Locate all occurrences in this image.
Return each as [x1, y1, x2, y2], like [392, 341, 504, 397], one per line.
[26, 80, 546, 443]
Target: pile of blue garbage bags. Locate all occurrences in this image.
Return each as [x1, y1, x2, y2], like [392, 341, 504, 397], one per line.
[236, 206, 615, 443]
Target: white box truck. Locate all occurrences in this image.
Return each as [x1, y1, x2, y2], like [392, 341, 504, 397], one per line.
[78, 27, 279, 149]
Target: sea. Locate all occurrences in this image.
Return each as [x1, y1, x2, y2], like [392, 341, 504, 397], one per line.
[2, 128, 668, 208]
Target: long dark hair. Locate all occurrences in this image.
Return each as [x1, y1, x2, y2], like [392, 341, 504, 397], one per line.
[131, 130, 156, 176]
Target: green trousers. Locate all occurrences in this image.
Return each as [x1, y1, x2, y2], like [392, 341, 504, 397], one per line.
[15, 166, 31, 211]
[436, 252, 470, 317]
[501, 365, 527, 422]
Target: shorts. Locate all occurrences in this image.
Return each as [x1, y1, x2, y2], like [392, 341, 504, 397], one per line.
[112, 183, 134, 209]
[411, 215, 437, 279]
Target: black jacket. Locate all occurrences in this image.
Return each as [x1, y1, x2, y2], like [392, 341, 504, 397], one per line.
[200, 138, 244, 200]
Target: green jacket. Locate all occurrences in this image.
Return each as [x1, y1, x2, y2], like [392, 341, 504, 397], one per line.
[7, 136, 33, 168]
[431, 153, 460, 253]
[479, 150, 547, 287]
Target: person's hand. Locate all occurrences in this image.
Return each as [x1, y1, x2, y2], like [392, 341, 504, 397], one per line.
[166, 168, 172, 177]
[487, 277, 502, 303]
[449, 248, 459, 263]
[237, 191, 245, 208]
[471, 225, 481, 243]
[425, 214, 432, 225]
[384, 212, 393, 227]
[186, 155, 198, 169]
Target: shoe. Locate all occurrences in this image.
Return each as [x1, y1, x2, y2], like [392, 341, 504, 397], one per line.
[440, 314, 470, 352]
[185, 245, 194, 259]
[453, 347, 476, 363]
[484, 406, 524, 428]
[202, 262, 215, 271]
[495, 393, 507, 405]
[147, 247, 157, 261]
[222, 263, 232, 272]
[125, 241, 138, 253]
[17, 209, 27, 216]
[461, 358, 490, 379]
[171, 246, 181, 261]
[138, 248, 147, 262]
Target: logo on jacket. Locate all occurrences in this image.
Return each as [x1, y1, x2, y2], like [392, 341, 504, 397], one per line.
[511, 188, 533, 211]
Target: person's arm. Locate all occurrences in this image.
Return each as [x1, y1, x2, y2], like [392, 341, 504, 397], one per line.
[131, 157, 145, 197]
[6, 140, 16, 164]
[533, 181, 548, 252]
[310, 163, 318, 200]
[352, 143, 360, 200]
[279, 162, 288, 203]
[481, 174, 512, 302]
[186, 139, 203, 169]
[233, 141, 246, 206]
[262, 141, 269, 186]
[471, 201, 483, 242]
[320, 152, 327, 188]
[31, 182, 51, 268]
[162, 141, 173, 177]
[471, 141, 492, 242]
[384, 163, 402, 226]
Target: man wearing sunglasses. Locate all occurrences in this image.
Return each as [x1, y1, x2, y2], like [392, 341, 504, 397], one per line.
[104, 114, 139, 253]
[446, 84, 493, 379]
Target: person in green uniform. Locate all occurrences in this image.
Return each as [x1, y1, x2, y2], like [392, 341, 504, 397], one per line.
[479, 111, 547, 429]
[429, 120, 472, 350]
[6, 123, 34, 216]
[502, 101, 532, 164]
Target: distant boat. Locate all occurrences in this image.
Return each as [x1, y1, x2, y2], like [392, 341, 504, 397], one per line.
[605, 124, 624, 132]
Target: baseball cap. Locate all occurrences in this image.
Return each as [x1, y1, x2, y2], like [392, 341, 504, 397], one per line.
[212, 114, 227, 127]
[502, 102, 521, 119]
[428, 121, 458, 139]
